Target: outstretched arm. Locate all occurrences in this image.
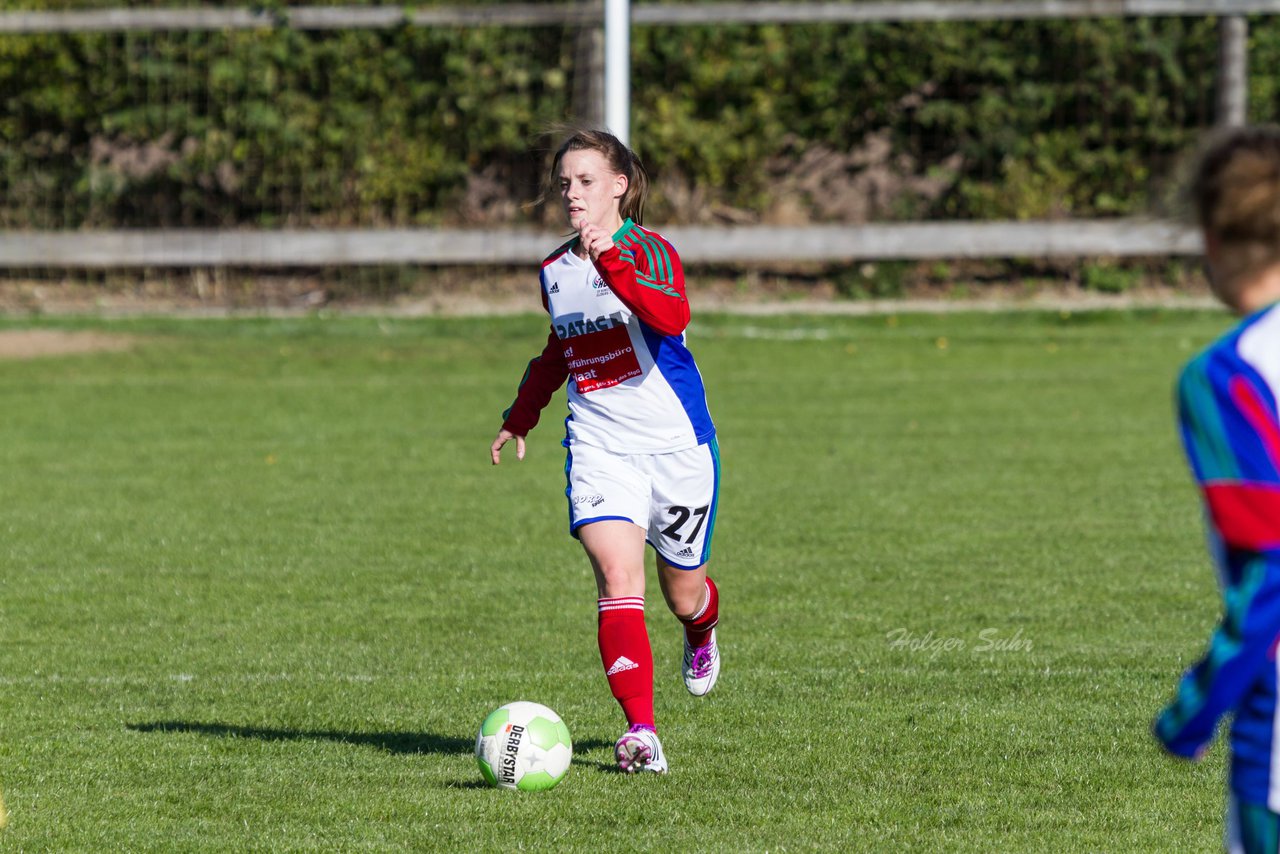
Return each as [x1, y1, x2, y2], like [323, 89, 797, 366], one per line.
[1154, 552, 1280, 758]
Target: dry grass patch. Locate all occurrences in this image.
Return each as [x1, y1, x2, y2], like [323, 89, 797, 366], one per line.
[0, 330, 133, 360]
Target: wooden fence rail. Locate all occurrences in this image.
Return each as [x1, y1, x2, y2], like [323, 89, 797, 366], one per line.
[0, 221, 1202, 267]
[0, 1, 1276, 31]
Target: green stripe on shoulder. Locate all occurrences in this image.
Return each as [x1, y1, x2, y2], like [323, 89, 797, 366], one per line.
[638, 229, 674, 282]
[617, 223, 680, 297]
[626, 228, 659, 281]
[640, 233, 668, 282]
[636, 235, 661, 281]
[1178, 352, 1238, 481]
[612, 218, 637, 245]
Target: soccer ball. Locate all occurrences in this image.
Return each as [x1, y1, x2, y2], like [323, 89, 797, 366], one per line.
[474, 701, 572, 791]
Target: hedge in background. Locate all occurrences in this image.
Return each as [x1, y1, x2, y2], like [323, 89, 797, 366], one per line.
[0, 4, 1257, 229]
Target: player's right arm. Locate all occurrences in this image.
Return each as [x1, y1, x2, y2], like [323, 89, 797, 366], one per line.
[492, 327, 568, 464]
[579, 223, 689, 337]
[1153, 352, 1280, 758]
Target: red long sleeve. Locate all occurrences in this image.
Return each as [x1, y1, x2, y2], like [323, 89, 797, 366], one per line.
[501, 327, 569, 436]
[592, 232, 690, 336]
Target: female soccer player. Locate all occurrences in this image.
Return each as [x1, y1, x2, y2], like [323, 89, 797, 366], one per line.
[1153, 125, 1280, 853]
[490, 129, 721, 774]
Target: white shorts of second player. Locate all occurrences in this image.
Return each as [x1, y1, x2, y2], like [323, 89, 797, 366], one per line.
[565, 438, 721, 570]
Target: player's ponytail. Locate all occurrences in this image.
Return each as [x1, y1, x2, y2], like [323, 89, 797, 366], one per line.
[618, 146, 650, 225]
[546, 128, 650, 225]
[1191, 125, 1280, 294]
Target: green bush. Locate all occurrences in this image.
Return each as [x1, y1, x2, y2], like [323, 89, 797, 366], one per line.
[1082, 260, 1144, 293]
[0, 5, 1255, 229]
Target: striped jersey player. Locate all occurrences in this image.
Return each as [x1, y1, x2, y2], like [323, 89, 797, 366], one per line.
[1153, 126, 1280, 854]
[491, 129, 722, 775]
[1155, 307, 1280, 823]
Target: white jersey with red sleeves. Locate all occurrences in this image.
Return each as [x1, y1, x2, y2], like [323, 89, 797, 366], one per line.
[501, 219, 715, 455]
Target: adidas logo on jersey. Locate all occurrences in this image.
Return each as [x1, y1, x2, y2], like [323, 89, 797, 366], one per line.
[548, 282, 560, 294]
[606, 656, 640, 676]
[675, 547, 695, 559]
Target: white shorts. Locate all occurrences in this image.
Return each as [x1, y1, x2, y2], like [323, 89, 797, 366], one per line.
[565, 438, 721, 569]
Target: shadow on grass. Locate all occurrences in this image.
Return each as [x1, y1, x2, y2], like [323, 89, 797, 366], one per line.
[131, 720, 626, 789]
[445, 759, 622, 790]
[127, 721, 473, 755]
[127, 720, 613, 760]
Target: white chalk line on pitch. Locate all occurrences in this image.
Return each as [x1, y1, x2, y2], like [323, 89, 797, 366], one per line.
[693, 293, 1218, 316]
[694, 324, 835, 341]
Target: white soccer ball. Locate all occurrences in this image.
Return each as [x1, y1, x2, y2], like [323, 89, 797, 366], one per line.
[474, 701, 572, 791]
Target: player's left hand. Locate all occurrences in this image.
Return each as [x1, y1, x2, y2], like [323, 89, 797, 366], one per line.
[578, 222, 614, 260]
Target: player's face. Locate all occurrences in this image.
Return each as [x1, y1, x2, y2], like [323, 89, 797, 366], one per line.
[1202, 229, 1245, 314]
[558, 149, 627, 231]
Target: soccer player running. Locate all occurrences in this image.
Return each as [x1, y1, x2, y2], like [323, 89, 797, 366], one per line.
[1153, 125, 1280, 853]
[491, 129, 721, 774]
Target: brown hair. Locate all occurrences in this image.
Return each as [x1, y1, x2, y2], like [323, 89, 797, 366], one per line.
[1191, 125, 1280, 291]
[546, 128, 650, 225]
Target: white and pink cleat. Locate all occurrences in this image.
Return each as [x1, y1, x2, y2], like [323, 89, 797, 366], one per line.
[614, 725, 668, 774]
[682, 628, 720, 696]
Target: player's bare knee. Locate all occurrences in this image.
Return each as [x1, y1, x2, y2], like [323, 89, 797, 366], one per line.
[593, 561, 644, 598]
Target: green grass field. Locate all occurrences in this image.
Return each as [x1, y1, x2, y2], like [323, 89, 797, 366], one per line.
[0, 309, 1239, 850]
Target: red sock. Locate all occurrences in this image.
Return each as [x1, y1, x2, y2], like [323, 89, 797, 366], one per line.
[597, 597, 655, 729]
[680, 577, 719, 647]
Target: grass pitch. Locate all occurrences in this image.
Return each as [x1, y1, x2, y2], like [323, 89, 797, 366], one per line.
[0, 309, 1236, 850]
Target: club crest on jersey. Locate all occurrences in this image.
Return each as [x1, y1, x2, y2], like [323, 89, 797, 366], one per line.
[592, 275, 609, 295]
[555, 312, 626, 340]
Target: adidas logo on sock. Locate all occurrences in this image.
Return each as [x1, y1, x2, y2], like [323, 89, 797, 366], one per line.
[675, 547, 695, 558]
[606, 656, 639, 676]
[548, 282, 560, 294]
